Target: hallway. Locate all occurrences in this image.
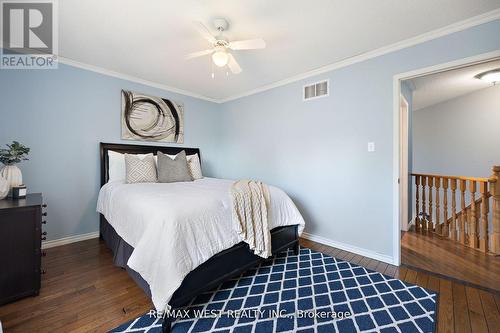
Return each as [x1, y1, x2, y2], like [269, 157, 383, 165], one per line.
[401, 230, 500, 292]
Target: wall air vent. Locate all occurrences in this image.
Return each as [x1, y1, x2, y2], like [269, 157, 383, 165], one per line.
[303, 79, 329, 101]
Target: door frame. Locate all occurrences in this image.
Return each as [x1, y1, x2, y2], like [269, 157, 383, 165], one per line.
[399, 95, 409, 232]
[391, 50, 500, 266]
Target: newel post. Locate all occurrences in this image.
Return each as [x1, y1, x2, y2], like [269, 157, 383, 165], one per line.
[489, 166, 500, 254]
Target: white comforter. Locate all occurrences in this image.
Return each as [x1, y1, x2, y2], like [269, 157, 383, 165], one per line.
[96, 177, 305, 311]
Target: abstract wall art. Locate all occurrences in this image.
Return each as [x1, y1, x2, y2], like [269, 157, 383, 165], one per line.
[121, 90, 184, 143]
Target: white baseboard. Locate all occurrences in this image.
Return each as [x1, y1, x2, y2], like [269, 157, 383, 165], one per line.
[41, 230, 397, 266]
[42, 231, 100, 249]
[301, 232, 397, 266]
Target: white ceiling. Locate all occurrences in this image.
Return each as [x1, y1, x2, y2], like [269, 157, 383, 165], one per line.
[58, 0, 500, 101]
[407, 59, 500, 110]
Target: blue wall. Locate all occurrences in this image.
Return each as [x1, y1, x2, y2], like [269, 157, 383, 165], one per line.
[218, 20, 500, 260]
[0, 64, 221, 241]
[413, 85, 500, 176]
[410, 85, 500, 226]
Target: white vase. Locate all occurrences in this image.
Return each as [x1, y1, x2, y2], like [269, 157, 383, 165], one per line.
[0, 165, 23, 195]
[0, 176, 8, 199]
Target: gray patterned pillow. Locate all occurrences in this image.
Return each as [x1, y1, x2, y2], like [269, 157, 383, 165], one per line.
[125, 153, 157, 183]
[157, 151, 193, 183]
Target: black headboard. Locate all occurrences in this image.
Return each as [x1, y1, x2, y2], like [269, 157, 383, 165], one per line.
[100, 142, 201, 186]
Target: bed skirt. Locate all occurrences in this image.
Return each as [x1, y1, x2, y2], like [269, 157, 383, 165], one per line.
[100, 215, 299, 312]
[100, 218, 152, 298]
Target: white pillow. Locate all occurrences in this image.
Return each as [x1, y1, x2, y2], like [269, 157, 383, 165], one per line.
[167, 153, 203, 180]
[108, 150, 152, 182]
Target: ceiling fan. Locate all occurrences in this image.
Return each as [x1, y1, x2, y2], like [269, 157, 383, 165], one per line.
[187, 18, 266, 75]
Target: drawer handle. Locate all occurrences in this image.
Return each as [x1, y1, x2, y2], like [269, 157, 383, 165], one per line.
[42, 231, 47, 236]
[42, 212, 47, 217]
[41, 236, 46, 241]
[42, 220, 47, 224]
[42, 204, 47, 208]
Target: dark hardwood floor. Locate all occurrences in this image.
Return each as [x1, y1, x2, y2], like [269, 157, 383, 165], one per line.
[401, 230, 500, 292]
[0, 238, 498, 332]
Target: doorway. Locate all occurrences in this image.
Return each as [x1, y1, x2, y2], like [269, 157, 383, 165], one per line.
[394, 52, 500, 291]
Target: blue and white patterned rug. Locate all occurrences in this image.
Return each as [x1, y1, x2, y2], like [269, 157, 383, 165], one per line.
[110, 247, 437, 333]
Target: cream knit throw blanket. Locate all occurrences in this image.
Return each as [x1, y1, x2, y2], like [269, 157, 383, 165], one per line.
[231, 180, 272, 258]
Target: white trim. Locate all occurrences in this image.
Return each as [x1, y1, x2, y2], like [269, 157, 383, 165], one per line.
[301, 232, 396, 265]
[0, 45, 219, 102]
[219, 9, 500, 103]
[392, 78, 402, 266]
[42, 231, 100, 249]
[399, 94, 409, 232]
[393, 51, 500, 81]
[3, 9, 498, 103]
[392, 50, 500, 267]
[57, 57, 219, 103]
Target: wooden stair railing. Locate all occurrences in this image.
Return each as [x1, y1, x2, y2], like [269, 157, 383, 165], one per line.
[411, 166, 500, 255]
[445, 195, 490, 232]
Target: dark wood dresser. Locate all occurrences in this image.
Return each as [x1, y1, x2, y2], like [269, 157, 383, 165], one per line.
[0, 193, 46, 305]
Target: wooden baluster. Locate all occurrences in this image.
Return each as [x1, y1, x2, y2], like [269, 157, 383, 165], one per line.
[450, 179, 457, 241]
[466, 207, 471, 245]
[480, 182, 489, 252]
[442, 178, 449, 238]
[415, 176, 421, 232]
[428, 176, 434, 232]
[435, 177, 441, 234]
[469, 181, 478, 248]
[460, 179, 467, 244]
[489, 166, 500, 254]
[422, 176, 427, 231]
[476, 201, 481, 247]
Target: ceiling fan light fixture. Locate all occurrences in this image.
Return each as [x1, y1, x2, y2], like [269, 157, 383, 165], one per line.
[189, 19, 265, 75]
[212, 50, 229, 67]
[475, 69, 500, 83]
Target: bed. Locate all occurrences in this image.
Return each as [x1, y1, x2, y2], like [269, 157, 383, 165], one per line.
[97, 143, 304, 333]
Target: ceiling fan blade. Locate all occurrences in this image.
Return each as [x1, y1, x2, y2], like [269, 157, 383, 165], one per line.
[228, 38, 266, 50]
[186, 49, 213, 59]
[227, 53, 242, 74]
[193, 21, 216, 44]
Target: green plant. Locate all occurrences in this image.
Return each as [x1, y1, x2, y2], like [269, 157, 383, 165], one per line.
[0, 141, 30, 165]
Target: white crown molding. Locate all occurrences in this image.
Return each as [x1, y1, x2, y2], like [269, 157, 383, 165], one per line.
[301, 232, 396, 265]
[57, 57, 219, 103]
[0, 42, 218, 103]
[42, 231, 100, 249]
[2, 9, 499, 104]
[219, 9, 500, 103]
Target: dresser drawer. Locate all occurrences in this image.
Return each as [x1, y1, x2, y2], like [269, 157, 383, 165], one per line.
[0, 194, 42, 305]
